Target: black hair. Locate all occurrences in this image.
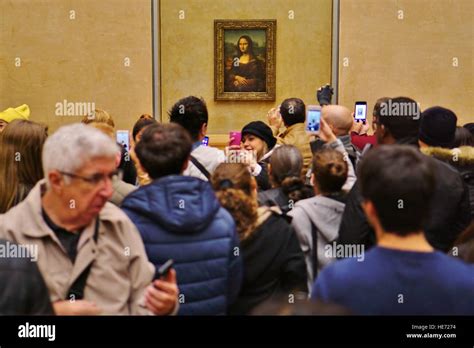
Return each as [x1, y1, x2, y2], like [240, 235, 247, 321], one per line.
[169, 96, 208, 141]
[358, 145, 435, 236]
[376, 97, 420, 141]
[135, 123, 192, 179]
[280, 98, 306, 127]
[132, 117, 157, 142]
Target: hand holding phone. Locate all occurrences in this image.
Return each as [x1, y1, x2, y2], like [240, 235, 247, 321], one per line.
[354, 101, 367, 123]
[154, 259, 174, 286]
[229, 131, 242, 147]
[116, 130, 130, 152]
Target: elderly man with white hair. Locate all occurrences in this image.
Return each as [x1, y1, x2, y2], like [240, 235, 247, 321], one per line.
[0, 123, 179, 315]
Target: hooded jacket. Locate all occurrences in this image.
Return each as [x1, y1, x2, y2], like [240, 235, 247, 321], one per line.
[288, 194, 346, 293]
[121, 175, 243, 315]
[421, 146, 474, 219]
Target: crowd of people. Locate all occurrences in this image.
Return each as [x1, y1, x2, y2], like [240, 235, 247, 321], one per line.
[0, 89, 473, 315]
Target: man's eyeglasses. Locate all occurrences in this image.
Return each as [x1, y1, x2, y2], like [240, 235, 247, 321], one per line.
[59, 171, 118, 186]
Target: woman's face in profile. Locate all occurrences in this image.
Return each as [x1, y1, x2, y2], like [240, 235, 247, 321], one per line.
[239, 38, 249, 54]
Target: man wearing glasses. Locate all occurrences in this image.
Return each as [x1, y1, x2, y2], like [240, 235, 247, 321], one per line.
[0, 123, 178, 315]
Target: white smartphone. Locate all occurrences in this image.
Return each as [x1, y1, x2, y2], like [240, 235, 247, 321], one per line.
[305, 105, 322, 134]
[116, 130, 130, 152]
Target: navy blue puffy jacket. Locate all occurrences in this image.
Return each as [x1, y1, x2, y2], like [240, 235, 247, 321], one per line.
[121, 175, 242, 315]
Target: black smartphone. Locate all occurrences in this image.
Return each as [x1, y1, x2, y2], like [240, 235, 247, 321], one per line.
[155, 259, 174, 280]
[201, 136, 209, 146]
[354, 101, 367, 123]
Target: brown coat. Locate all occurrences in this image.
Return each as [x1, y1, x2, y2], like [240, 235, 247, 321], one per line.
[271, 123, 313, 172]
[0, 180, 155, 315]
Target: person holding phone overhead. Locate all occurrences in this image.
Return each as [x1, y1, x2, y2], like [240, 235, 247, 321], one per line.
[267, 98, 313, 173]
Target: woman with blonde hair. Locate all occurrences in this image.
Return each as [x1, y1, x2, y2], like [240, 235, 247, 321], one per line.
[0, 120, 48, 213]
[211, 163, 307, 315]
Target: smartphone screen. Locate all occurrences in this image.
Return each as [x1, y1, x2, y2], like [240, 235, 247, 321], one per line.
[306, 108, 321, 133]
[201, 136, 209, 146]
[354, 102, 367, 121]
[116, 130, 130, 152]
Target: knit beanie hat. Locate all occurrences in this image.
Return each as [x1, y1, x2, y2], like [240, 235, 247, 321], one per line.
[419, 106, 457, 148]
[0, 104, 30, 123]
[241, 121, 277, 149]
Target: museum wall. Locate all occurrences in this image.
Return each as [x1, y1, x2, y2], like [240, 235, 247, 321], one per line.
[339, 0, 473, 126]
[160, 0, 333, 139]
[2, 0, 471, 136]
[0, 0, 153, 132]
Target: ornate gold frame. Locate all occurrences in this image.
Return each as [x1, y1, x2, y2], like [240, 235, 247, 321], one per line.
[214, 20, 276, 101]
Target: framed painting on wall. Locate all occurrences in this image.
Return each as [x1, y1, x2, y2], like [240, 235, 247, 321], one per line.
[214, 20, 276, 101]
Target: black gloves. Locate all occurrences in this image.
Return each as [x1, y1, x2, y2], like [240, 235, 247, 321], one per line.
[317, 84, 334, 106]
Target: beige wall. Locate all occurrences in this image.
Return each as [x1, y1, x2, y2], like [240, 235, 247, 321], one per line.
[2, 0, 471, 137]
[0, 0, 153, 132]
[339, 0, 473, 126]
[160, 0, 333, 136]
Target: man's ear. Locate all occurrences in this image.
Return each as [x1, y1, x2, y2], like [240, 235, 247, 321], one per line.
[48, 170, 64, 193]
[361, 200, 379, 230]
[200, 123, 208, 137]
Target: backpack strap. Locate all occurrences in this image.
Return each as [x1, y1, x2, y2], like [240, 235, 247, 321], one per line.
[190, 155, 211, 180]
[309, 220, 319, 280]
[66, 217, 100, 301]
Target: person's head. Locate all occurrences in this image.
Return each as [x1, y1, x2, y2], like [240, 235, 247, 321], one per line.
[0, 120, 48, 213]
[0, 104, 30, 132]
[269, 145, 311, 203]
[42, 124, 119, 226]
[135, 123, 192, 180]
[453, 126, 474, 147]
[418, 106, 457, 148]
[237, 35, 254, 57]
[211, 163, 258, 241]
[463, 123, 474, 137]
[321, 105, 353, 136]
[81, 109, 115, 128]
[358, 145, 435, 237]
[132, 114, 158, 143]
[373, 97, 420, 145]
[311, 148, 348, 195]
[280, 98, 306, 127]
[241, 121, 277, 160]
[169, 96, 208, 142]
[87, 122, 122, 167]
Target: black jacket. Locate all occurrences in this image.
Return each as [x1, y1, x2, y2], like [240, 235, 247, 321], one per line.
[255, 161, 271, 191]
[0, 239, 53, 315]
[338, 152, 471, 252]
[229, 210, 307, 315]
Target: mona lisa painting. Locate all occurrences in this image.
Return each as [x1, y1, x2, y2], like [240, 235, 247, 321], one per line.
[215, 20, 276, 101]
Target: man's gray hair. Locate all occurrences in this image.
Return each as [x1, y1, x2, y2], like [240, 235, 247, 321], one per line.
[42, 123, 119, 181]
